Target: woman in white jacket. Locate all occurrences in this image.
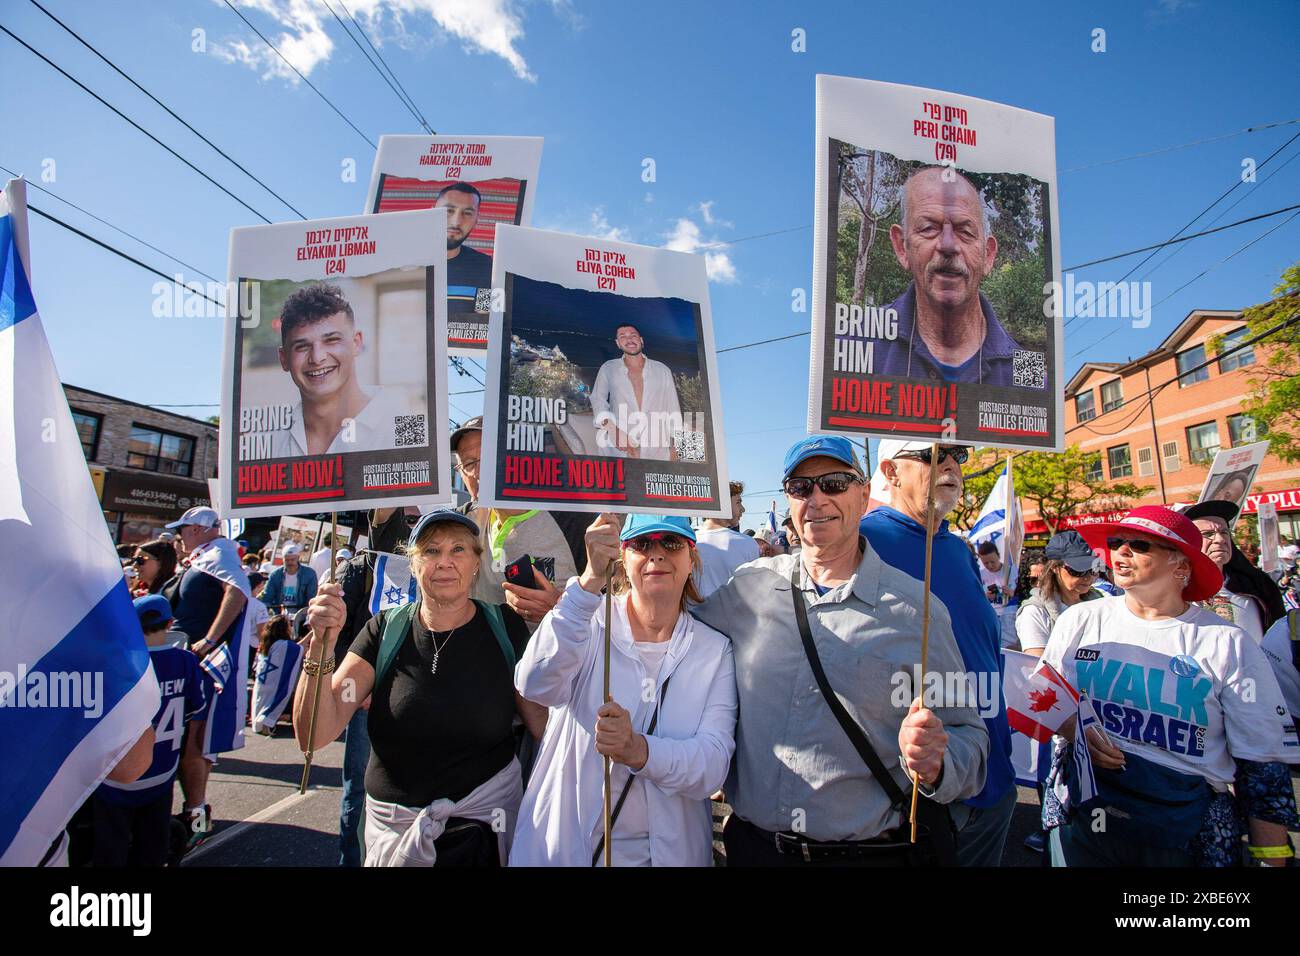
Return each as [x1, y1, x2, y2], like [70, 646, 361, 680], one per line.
[510, 513, 737, 867]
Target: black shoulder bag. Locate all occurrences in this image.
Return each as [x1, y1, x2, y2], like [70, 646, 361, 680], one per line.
[591, 674, 672, 866]
[790, 563, 956, 866]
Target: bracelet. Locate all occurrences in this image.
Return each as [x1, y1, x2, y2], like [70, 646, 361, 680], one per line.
[301, 656, 335, 678]
[1248, 844, 1294, 860]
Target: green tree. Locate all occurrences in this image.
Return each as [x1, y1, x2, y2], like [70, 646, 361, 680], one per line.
[1014, 447, 1148, 534]
[952, 448, 1002, 530]
[1219, 262, 1300, 462]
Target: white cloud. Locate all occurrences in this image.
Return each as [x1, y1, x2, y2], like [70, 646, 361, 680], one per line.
[664, 216, 737, 284]
[210, 0, 540, 84]
[536, 206, 632, 243]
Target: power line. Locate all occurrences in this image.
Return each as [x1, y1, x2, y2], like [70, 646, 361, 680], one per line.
[1063, 201, 1300, 271]
[1068, 210, 1300, 358]
[27, 0, 307, 219]
[450, 356, 484, 386]
[319, 0, 431, 134]
[1137, 146, 1300, 283]
[1, 163, 219, 282]
[220, 0, 376, 149]
[1113, 128, 1299, 279]
[27, 204, 226, 308]
[0, 22, 274, 223]
[1060, 118, 1300, 173]
[718, 330, 808, 353]
[336, 0, 433, 134]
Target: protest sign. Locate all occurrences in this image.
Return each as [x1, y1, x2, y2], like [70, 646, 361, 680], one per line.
[271, 515, 321, 564]
[809, 75, 1064, 451]
[365, 135, 542, 356]
[1258, 501, 1281, 573]
[479, 225, 730, 518]
[1197, 440, 1269, 521]
[219, 208, 451, 518]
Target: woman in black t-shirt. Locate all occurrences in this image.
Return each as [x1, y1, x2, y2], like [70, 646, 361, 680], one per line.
[294, 509, 546, 866]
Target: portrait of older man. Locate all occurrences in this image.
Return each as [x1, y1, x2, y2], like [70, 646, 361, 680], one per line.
[874, 166, 1027, 387]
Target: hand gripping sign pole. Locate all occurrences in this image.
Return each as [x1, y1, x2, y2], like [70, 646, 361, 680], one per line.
[602, 558, 615, 867]
[299, 512, 340, 794]
[909, 445, 940, 842]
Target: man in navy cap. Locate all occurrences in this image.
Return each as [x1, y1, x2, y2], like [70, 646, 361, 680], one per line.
[693, 435, 987, 865]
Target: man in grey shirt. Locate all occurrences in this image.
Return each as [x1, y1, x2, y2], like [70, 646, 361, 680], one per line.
[693, 435, 988, 865]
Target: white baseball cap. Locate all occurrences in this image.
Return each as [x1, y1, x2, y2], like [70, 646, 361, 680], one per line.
[165, 505, 220, 530]
[875, 439, 936, 463]
[282, 543, 303, 556]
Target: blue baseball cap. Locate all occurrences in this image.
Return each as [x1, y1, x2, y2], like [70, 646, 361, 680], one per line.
[407, 508, 480, 549]
[782, 435, 863, 480]
[619, 514, 697, 544]
[134, 594, 174, 630]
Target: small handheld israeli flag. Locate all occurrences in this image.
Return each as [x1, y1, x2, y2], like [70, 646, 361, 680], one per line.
[251, 639, 304, 734]
[369, 553, 417, 616]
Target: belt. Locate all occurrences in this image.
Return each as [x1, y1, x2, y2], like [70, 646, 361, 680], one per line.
[755, 820, 912, 863]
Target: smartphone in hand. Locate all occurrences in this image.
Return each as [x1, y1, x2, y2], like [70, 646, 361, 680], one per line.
[504, 554, 539, 590]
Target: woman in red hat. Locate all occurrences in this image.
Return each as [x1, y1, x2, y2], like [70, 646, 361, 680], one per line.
[1040, 505, 1298, 866]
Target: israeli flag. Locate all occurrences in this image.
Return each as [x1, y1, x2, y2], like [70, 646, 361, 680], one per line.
[0, 179, 160, 865]
[369, 552, 416, 616]
[250, 639, 304, 733]
[968, 461, 1023, 599]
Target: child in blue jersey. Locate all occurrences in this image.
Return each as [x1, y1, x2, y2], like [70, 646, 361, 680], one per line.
[92, 594, 206, 866]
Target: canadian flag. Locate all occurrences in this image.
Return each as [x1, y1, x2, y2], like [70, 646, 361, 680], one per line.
[1003, 649, 1080, 743]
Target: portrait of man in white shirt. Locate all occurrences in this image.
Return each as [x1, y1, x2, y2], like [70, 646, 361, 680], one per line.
[590, 323, 683, 462]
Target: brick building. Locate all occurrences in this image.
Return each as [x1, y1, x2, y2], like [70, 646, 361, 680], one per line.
[64, 384, 218, 544]
[1023, 308, 1299, 541]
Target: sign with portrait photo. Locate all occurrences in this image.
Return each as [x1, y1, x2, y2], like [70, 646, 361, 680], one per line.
[479, 225, 730, 518]
[219, 208, 451, 518]
[1197, 440, 1269, 522]
[809, 75, 1064, 451]
[365, 135, 542, 356]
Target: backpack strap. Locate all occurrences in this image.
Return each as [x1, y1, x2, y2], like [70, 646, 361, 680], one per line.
[373, 600, 515, 688]
[474, 600, 517, 669]
[373, 601, 417, 690]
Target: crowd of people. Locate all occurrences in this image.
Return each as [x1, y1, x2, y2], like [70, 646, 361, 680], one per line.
[87, 422, 1300, 869]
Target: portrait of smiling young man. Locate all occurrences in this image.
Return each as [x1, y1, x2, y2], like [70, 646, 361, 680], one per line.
[266, 283, 425, 458]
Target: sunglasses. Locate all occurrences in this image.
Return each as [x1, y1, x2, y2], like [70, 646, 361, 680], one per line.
[623, 533, 691, 554]
[895, 446, 970, 466]
[783, 471, 862, 499]
[1061, 564, 1098, 579]
[1106, 536, 1173, 555]
[130, 554, 152, 565]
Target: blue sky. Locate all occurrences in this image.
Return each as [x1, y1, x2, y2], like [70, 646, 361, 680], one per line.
[3, 0, 1297, 528]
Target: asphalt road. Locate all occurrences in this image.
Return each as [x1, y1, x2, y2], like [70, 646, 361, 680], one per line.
[178, 722, 1052, 867]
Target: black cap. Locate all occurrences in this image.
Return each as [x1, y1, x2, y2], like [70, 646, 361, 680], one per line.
[1182, 500, 1240, 524]
[450, 416, 482, 453]
[1044, 529, 1100, 573]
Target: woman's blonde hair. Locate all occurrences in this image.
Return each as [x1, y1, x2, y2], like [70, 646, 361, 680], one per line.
[610, 545, 704, 611]
[401, 520, 483, 574]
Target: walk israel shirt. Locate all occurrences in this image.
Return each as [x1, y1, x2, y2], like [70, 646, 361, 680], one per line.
[1042, 597, 1297, 787]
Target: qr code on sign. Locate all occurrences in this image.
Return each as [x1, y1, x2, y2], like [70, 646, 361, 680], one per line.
[394, 414, 427, 447]
[1013, 350, 1046, 388]
[673, 430, 706, 463]
[474, 287, 493, 314]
